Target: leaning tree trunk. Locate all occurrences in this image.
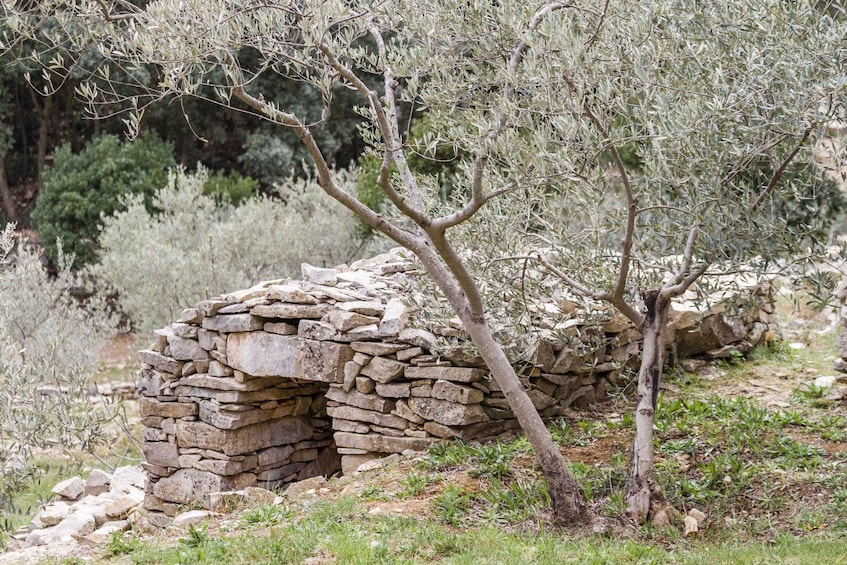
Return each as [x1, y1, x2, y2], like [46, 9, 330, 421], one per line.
[625, 289, 672, 525]
[460, 310, 589, 526]
[415, 243, 589, 526]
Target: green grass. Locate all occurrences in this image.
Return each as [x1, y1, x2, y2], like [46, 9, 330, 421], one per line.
[107, 498, 847, 564]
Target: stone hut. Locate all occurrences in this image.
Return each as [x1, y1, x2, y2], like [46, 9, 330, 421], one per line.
[138, 248, 774, 517]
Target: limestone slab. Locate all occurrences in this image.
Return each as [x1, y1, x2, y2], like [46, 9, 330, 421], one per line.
[405, 366, 486, 383]
[202, 314, 264, 333]
[325, 387, 394, 413]
[407, 397, 489, 426]
[251, 303, 330, 320]
[153, 469, 255, 505]
[227, 333, 351, 382]
[359, 357, 406, 384]
[326, 405, 408, 430]
[140, 397, 198, 418]
[176, 417, 313, 456]
[333, 432, 435, 453]
[431, 380, 483, 404]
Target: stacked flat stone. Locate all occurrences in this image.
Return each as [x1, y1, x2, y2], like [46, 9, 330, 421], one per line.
[139, 248, 775, 517]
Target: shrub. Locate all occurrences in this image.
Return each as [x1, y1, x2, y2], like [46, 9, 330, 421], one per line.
[92, 166, 380, 336]
[0, 225, 117, 519]
[32, 133, 176, 268]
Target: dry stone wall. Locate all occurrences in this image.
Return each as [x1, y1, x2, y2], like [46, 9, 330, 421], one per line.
[139, 248, 775, 517]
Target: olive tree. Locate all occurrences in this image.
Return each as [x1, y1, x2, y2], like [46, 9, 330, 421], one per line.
[1, 0, 593, 525]
[440, 0, 847, 523]
[4, 0, 845, 526]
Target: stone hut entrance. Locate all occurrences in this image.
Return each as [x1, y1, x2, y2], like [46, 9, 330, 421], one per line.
[138, 249, 774, 519]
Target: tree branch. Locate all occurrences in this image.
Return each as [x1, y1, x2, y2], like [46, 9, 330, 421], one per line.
[232, 85, 419, 250]
[317, 40, 428, 225]
[433, 2, 572, 232]
[751, 126, 813, 211]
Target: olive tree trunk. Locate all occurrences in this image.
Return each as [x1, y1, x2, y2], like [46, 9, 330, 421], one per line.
[415, 242, 589, 526]
[625, 289, 672, 525]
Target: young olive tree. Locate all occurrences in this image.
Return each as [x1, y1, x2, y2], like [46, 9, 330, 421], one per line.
[0, 0, 593, 525]
[439, 0, 847, 523]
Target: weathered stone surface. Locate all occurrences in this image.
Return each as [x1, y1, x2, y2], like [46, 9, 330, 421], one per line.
[111, 466, 146, 494]
[191, 455, 258, 475]
[334, 432, 435, 453]
[326, 310, 380, 331]
[379, 298, 409, 336]
[37, 502, 70, 526]
[337, 301, 385, 316]
[343, 361, 361, 392]
[676, 313, 747, 358]
[227, 333, 351, 382]
[139, 350, 182, 374]
[142, 441, 179, 468]
[431, 380, 483, 404]
[398, 328, 438, 349]
[265, 284, 321, 304]
[176, 417, 313, 456]
[359, 357, 406, 384]
[251, 303, 330, 320]
[332, 418, 370, 433]
[180, 308, 202, 324]
[167, 335, 209, 361]
[550, 348, 582, 374]
[40, 511, 96, 544]
[298, 320, 342, 341]
[264, 321, 298, 335]
[105, 490, 144, 519]
[405, 366, 486, 383]
[355, 376, 376, 394]
[407, 397, 489, 426]
[199, 401, 277, 430]
[327, 405, 408, 429]
[51, 477, 85, 501]
[391, 399, 425, 424]
[202, 314, 264, 333]
[173, 510, 215, 528]
[257, 445, 295, 470]
[302, 263, 338, 286]
[325, 387, 395, 413]
[341, 454, 385, 475]
[153, 469, 255, 505]
[84, 469, 111, 497]
[180, 374, 285, 392]
[138, 368, 164, 397]
[526, 389, 557, 411]
[140, 397, 198, 418]
[343, 324, 381, 341]
[396, 346, 423, 361]
[375, 382, 411, 398]
[350, 342, 408, 356]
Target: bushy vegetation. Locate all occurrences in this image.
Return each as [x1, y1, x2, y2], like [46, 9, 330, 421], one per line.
[91, 166, 376, 336]
[32, 134, 175, 268]
[0, 224, 116, 529]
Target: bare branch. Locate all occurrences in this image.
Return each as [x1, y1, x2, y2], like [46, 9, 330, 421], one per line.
[232, 85, 420, 251]
[751, 126, 814, 211]
[317, 40, 428, 225]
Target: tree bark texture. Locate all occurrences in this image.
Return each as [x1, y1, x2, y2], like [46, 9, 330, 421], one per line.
[0, 157, 18, 222]
[625, 289, 671, 525]
[415, 244, 589, 527]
